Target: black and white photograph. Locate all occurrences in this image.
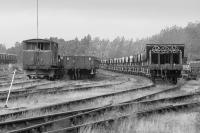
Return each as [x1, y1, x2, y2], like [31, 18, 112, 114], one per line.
[0, 0, 200, 132]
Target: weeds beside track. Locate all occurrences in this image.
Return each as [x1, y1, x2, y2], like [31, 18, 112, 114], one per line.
[1, 83, 191, 132]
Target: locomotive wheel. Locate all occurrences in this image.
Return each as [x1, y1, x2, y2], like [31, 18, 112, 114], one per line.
[44, 76, 48, 80]
[168, 77, 177, 84]
[172, 77, 177, 84]
[69, 74, 73, 80]
[151, 77, 155, 83]
[49, 77, 54, 81]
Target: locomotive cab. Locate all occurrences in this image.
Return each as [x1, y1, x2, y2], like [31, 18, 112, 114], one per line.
[22, 39, 61, 79]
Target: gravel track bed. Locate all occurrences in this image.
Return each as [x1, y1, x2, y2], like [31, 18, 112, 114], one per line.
[3, 84, 194, 133]
[0, 77, 141, 115]
[0, 71, 152, 121]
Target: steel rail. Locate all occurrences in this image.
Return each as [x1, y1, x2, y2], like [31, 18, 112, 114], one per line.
[3, 84, 190, 132]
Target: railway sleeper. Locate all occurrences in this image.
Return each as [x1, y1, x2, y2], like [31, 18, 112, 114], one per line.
[7, 97, 198, 133]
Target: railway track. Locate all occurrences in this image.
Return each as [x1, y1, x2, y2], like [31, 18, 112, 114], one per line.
[0, 72, 24, 80]
[0, 81, 124, 101]
[39, 101, 200, 133]
[0, 81, 55, 100]
[7, 95, 200, 133]
[0, 78, 132, 120]
[0, 76, 25, 84]
[6, 91, 200, 133]
[0, 79, 42, 88]
[0, 76, 9, 81]
[0, 73, 10, 78]
[0, 71, 121, 94]
[0, 77, 130, 102]
[0, 83, 190, 132]
[0, 70, 126, 99]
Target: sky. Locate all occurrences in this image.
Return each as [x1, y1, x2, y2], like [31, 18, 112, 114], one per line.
[0, 0, 200, 48]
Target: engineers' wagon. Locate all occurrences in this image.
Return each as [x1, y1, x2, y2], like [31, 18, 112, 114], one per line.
[63, 55, 100, 79]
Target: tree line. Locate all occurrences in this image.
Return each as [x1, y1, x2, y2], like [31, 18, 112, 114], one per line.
[4, 21, 200, 63]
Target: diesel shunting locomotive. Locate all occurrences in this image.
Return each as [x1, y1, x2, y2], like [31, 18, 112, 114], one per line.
[23, 39, 63, 79]
[22, 39, 100, 79]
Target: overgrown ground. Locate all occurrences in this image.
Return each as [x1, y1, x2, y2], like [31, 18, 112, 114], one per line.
[80, 112, 200, 133]
[79, 78, 200, 133]
[0, 70, 153, 121]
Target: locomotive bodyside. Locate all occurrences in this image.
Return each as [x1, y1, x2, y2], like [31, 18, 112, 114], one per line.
[23, 39, 62, 79]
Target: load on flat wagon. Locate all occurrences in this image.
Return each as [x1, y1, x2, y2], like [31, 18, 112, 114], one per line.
[146, 44, 184, 83]
[101, 44, 185, 84]
[22, 39, 63, 79]
[63, 56, 100, 79]
[182, 61, 200, 80]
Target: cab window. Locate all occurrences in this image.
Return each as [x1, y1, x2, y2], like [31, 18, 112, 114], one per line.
[38, 43, 50, 50]
[24, 43, 37, 50]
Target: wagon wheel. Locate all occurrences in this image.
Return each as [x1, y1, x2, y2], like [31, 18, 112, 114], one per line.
[27, 75, 31, 79]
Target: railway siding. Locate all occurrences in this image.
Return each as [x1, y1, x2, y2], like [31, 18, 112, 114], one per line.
[0, 83, 153, 121]
[1, 82, 194, 132]
[38, 103, 200, 133]
[5, 84, 200, 133]
[1, 70, 193, 133]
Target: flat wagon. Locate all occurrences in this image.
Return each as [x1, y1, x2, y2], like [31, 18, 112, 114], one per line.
[146, 44, 184, 83]
[101, 44, 185, 84]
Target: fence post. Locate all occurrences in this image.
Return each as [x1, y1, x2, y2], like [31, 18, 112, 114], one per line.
[5, 69, 16, 108]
